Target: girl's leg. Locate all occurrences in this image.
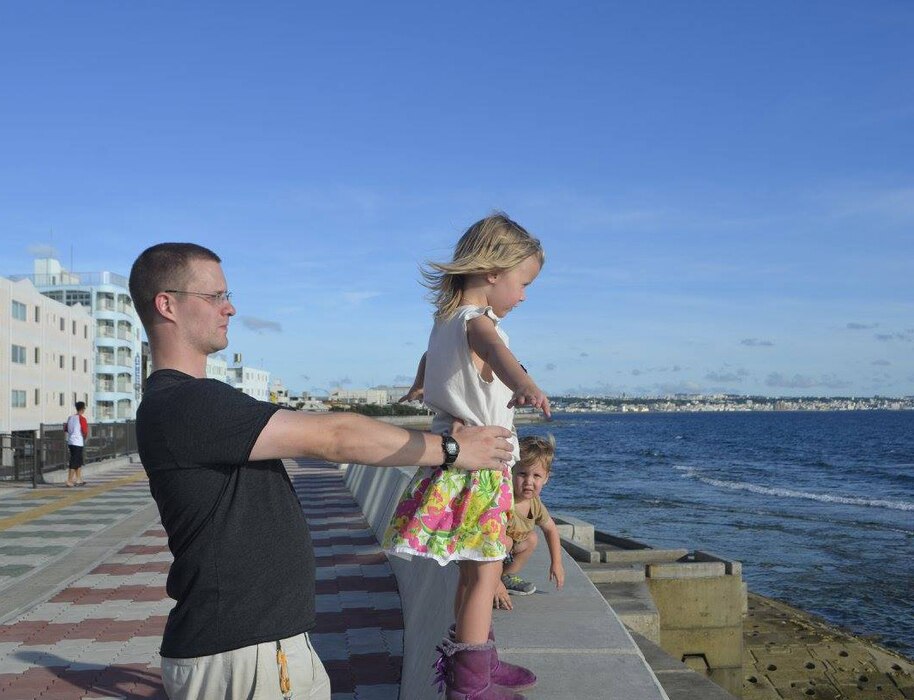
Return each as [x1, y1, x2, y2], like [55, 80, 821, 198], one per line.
[454, 562, 470, 621]
[502, 531, 538, 576]
[455, 560, 501, 644]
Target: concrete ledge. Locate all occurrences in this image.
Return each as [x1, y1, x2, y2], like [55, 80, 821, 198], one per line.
[345, 464, 669, 700]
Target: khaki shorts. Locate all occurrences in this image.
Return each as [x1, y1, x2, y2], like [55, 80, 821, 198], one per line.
[161, 632, 330, 700]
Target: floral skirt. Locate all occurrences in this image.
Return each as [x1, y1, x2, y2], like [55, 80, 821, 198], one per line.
[383, 466, 513, 565]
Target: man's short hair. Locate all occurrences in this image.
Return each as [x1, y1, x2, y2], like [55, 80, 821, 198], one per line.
[75, 401, 86, 412]
[129, 243, 221, 328]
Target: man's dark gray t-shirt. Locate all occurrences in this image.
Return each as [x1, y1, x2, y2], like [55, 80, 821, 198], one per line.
[137, 369, 316, 658]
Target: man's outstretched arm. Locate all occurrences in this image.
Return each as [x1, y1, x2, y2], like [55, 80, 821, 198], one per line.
[250, 410, 512, 470]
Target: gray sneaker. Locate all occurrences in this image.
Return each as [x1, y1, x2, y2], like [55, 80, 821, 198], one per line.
[501, 573, 536, 596]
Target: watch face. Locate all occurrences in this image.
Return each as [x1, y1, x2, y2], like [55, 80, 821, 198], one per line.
[446, 441, 458, 456]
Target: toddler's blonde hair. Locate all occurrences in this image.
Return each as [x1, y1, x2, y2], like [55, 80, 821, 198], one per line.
[422, 212, 544, 320]
[516, 434, 556, 474]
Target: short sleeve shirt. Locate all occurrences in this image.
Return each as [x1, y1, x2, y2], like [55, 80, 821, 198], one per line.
[136, 369, 316, 658]
[506, 496, 550, 544]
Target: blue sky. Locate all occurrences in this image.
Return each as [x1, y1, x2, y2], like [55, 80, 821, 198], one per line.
[2, 2, 912, 397]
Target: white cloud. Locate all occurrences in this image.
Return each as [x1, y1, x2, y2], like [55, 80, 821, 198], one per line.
[240, 316, 282, 333]
[765, 373, 851, 389]
[342, 291, 382, 305]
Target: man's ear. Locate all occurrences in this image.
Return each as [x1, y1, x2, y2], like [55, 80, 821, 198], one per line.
[154, 292, 177, 321]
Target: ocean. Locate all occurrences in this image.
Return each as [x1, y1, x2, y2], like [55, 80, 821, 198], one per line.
[516, 410, 914, 657]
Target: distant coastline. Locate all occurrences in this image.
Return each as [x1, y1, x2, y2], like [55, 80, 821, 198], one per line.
[551, 395, 914, 414]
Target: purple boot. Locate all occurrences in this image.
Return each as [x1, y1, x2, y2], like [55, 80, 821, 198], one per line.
[447, 626, 537, 692]
[434, 638, 526, 699]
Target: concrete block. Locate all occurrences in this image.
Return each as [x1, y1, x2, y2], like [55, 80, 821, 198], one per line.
[581, 562, 645, 584]
[595, 581, 661, 643]
[601, 548, 688, 565]
[552, 512, 595, 549]
[658, 626, 743, 669]
[647, 576, 746, 628]
[647, 561, 726, 579]
[560, 535, 600, 563]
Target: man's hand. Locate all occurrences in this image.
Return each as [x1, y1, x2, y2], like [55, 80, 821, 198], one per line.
[507, 380, 552, 419]
[451, 422, 513, 471]
[493, 580, 513, 610]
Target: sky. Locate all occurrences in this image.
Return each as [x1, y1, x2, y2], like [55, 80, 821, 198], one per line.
[1, 2, 912, 398]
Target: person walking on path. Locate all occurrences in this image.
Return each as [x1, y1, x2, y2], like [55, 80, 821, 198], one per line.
[128, 242, 512, 700]
[64, 401, 89, 487]
[383, 213, 550, 699]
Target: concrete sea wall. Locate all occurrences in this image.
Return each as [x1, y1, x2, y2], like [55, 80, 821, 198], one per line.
[344, 463, 669, 700]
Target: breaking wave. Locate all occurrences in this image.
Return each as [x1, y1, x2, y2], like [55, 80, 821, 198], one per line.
[674, 466, 914, 512]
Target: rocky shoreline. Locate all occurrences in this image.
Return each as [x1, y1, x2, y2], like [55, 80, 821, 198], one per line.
[743, 592, 913, 699]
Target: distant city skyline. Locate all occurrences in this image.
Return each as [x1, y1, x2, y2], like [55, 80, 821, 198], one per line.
[2, 3, 912, 398]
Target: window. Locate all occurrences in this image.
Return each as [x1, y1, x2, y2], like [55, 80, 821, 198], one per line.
[12, 390, 26, 408]
[72, 356, 76, 371]
[12, 300, 27, 321]
[72, 320, 77, 335]
[84, 324, 88, 339]
[34, 347, 40, 364]
[59, 355, 65, 369]
[34, 306, 40, 323]
[83, 359, 88, 372]
[60, 318, 65, 331]
[34, 389, 40, 405]
[59, 393, 65, 406]
[11, 345, 26, 364]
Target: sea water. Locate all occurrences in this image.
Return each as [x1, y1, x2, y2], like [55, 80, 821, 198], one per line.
[517, 410, 914, 656]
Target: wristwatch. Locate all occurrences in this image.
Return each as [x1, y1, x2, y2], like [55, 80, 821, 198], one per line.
[441, 434, 460, 469]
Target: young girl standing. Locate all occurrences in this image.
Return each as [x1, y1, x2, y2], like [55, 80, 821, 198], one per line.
[384, 213, 551, 699]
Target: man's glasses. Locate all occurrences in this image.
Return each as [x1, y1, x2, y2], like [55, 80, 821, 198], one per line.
[164, 290, 233, 305]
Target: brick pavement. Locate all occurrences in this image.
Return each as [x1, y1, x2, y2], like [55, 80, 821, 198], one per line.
[0, 459, 404, 699]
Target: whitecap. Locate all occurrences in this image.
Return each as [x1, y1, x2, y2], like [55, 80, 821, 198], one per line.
[675, 466, 914, 512]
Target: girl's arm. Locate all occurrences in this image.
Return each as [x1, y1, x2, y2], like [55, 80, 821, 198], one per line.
[467, 317, 551, 417]
[539, 517, 565, 589]
[399, 352, 426, 403]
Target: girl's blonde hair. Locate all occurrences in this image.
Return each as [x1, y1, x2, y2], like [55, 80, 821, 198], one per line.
[516, 434, 556, 473]
[422, 212, 544, 319]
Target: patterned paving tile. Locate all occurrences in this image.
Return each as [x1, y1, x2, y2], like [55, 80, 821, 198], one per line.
[0, 458, 405, 699]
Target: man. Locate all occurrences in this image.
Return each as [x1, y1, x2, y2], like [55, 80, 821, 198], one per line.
[128, 243, 512, 700]
[64, 401, 89, 487]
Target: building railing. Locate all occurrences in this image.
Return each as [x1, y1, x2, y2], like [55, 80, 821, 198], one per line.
[0, 422, 141, 484]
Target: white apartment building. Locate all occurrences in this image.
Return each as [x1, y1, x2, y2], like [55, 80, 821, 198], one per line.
[12, 258, 143, 422]
[329, 387, 391, 405]
[269, 378, 293, 407]
[1, 276, 95, 434]
[226, 354, 270, 401]
[206, 353, 229, 383]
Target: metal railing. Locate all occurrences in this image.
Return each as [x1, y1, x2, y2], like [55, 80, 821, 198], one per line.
[0, 422, 138, 485]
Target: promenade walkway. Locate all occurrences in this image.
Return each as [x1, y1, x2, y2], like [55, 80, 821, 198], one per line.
[0, 458, 404, 700]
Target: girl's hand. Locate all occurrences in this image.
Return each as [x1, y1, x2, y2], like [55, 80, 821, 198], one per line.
[398, 386, 423, 403]
[507, 381, 552, 419]
[550, 563, 565, 590]
[493, 581, 513, 610]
